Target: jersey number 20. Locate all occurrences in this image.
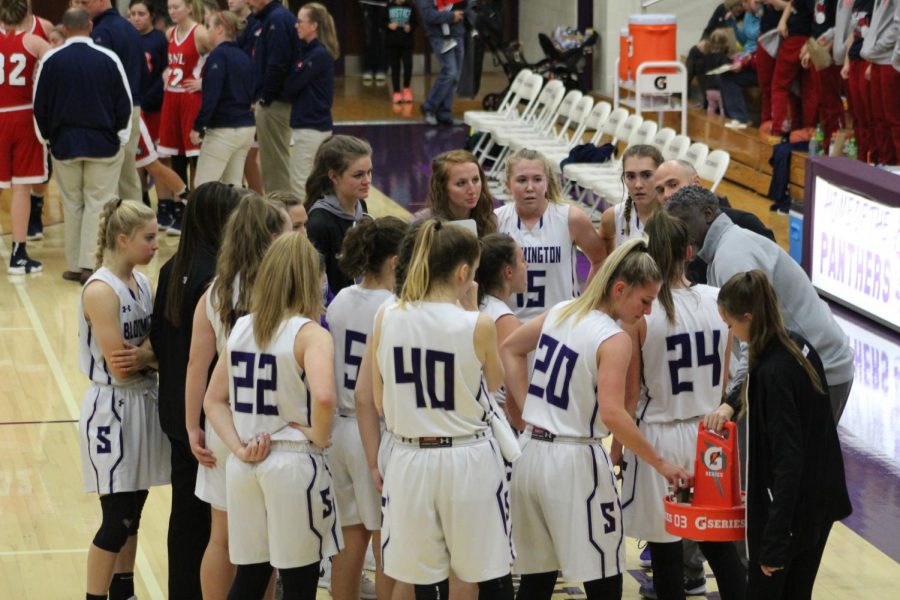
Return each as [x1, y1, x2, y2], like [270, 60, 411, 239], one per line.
[528, 334, 579, 410]
[231, 351, 279, 415]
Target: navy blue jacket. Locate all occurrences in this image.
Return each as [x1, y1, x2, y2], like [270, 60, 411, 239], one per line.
[414, 0, 464, 38]
[237, 12, 259, 56]
[284, 39, 334, 130]
[92, 8, 147, 106]
[34, 38, 133, 161]
[253, 1, 297, 104]
[194, 42, 255, 131]
[140, 28, 168, 113]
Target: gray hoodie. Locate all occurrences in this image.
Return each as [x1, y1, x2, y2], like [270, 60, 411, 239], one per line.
[832, 0, 856, 64]
[861, 0, 898, 64]
[699, 213, 855, 387]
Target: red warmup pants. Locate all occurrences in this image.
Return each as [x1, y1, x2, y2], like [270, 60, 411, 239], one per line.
[771, 35, 818, 134]
[873, 63, 900, 165]
[810, 64, 845, 153]
[756, 44, 777, 124]
[847, 59, 875, 163]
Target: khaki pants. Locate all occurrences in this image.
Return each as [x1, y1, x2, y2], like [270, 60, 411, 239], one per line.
[117, 109, 142, 202]
[289, 128, 331, 201]
[53, 151, 124, 271]
[195, 126, 256, 187]
[255, 100, 292, 194]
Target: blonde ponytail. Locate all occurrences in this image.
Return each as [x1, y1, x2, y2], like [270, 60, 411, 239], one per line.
[95, 199, 156, 269]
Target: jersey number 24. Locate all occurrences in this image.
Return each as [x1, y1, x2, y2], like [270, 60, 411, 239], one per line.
[666, 331, 722, 395]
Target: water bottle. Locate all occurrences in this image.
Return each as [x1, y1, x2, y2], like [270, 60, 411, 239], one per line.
[808, 136, 820, 157]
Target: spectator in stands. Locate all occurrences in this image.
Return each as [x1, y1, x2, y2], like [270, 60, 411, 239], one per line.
[756, 0, 791, 137]
[686, 0, 747, 105]
[358, 0, 388, 83]
[841, 0, 875, 163]
[719, 0, 762, 127]
[860, 0, 899, 165]
[804, 0, 846, 155]
[33, 7, 133, 283]
[770, 1, 834, 143]
[415, 0, 465, 125]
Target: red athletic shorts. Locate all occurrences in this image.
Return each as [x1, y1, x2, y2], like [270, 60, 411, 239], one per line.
[142, 109, 161, 143]
[135, 115, 159, 168]
[158, 91, 201, 157]
[0, 108, 48, 188]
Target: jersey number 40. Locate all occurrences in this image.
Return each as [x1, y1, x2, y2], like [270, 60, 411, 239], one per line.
[393, 347, 455, 410]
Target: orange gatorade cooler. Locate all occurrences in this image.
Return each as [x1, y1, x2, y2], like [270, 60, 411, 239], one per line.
[619, 27, 631, 80]
[664, 421, 746, 542]
[628, 14, 677, 75]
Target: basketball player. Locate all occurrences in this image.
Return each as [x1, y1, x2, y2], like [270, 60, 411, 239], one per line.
[158, 0, 209, 226]
[618, 211, 746, 600]
[475, 232, 528, 429]
[79, 199, 170, 600]
[0, 0, 49, 274]
[204, 232, 341, 599]
[372, 219, 515, 600]
[326, 216, 406, 600]
[598, 145, 663, 255]
[500, 239, 689, 600]
[495, 148, 606, 322]
[186, 196, 290, 599]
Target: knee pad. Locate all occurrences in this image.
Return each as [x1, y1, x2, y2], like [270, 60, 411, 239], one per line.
[92, 492, 147, 552]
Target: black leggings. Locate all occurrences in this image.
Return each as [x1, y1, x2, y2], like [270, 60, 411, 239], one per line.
[746, 523, 832, 600]
[415, 574, 514, 600]
[387, 44, 413, 90]
[649, 540, 746, 600]
[517, 571, 622, 600]
[227, 561, 319, 600]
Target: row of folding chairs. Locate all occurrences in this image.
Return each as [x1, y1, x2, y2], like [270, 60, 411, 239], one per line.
[462, 70, 731, 218]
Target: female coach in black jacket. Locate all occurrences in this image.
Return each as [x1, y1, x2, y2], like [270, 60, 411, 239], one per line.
[708, 270, 851, 600]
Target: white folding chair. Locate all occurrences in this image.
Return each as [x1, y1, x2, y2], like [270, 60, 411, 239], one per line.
[685, 142, 710, 171]
[663, 134, 691, 161]
[651, 128, 677, 154]
[544, 101, 614, 175]
[697, 149, 730, 192]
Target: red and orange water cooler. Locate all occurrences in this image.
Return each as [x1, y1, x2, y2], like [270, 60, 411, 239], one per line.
[664, 421, 746, 542]
[619, 27, 632, 81]
[628, 14, 677, 76]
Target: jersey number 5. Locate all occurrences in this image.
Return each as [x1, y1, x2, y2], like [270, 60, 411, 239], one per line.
[393, 347, 455, 410]
[343, 330, 367, 390]
[528, 334, 579, 410]
[0, 54, 28, 87]
[666, 331, 722, 395]
[231, 351, 279, 415]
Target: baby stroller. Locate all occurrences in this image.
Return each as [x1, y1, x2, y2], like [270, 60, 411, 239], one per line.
[470, 0, 598, 109]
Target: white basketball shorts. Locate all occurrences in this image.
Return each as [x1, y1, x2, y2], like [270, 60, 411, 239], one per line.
[226, 442, 342, 569]
[195, 425, 229, 511]
[80, 380, 171, 494]
[621, 418, 699, 543]
[511, 436, 625, 583]
[330, 415, 382, 530]
[381, 435, 512, 584]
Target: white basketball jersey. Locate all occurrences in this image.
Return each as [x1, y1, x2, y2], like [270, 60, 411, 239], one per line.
[376, 301, 489, 438]
[326, 285, 393, 415]
[480, 294, 514, 322]
[521, 301, 622, 438]
[79, 267, 155, 386]
[613, 201, 646, 248]
[226, 314, 313, 442]
[638, 285, 729, 423]
[206, 277, 242, 354]
[495, 202, 578, 321]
